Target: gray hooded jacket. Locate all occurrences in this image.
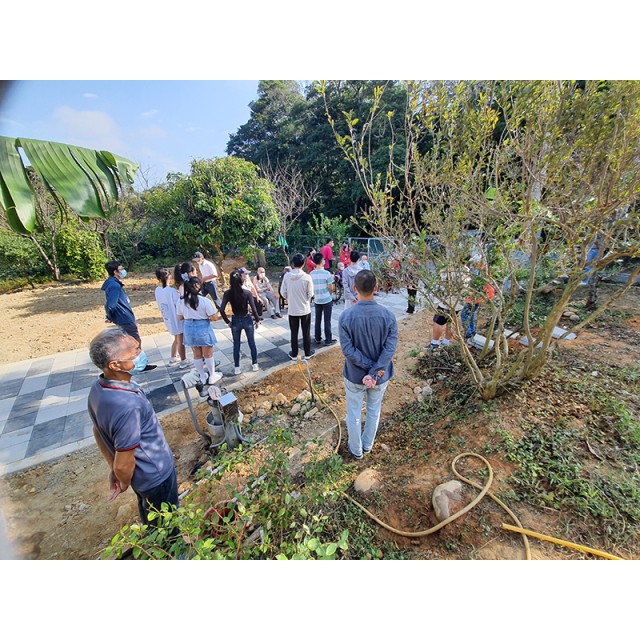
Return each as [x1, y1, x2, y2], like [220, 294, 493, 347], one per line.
[280, 268, 314, 316]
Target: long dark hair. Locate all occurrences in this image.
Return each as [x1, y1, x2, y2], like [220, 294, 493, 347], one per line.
[180, 261, 196, 283]
[183, 277, 202, 310]
[156, 267, 170, 288]
[173, 264, 182, 290]
[228, 270, 250, 315]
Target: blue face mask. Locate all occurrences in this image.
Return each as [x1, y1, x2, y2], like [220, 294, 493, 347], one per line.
[119, 351, 148, 375]
[118, 268, 128, 278]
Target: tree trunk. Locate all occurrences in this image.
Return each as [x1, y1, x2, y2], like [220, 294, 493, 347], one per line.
[29, 235, 60, 281]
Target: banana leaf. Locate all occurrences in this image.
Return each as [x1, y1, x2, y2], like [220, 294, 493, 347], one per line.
[0, 136, 36, 233]
[0, 136, 138, 234]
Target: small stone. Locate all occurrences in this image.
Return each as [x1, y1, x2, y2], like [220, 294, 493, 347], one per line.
[73, 466, 85, 475]
[259, 400, 272, 412]
[256, 408, 267, 418]
[570, 314, 580, 322]
[354, 469, 382, 494]
[273, 393, 287, 407]
[413, 386, 422, 395]
[303, 407, 319, 419]
[421, 386, 433, 396]
[432, 480, 464, 522]
[29, 488, 36, 494]
[289, 403, 301, 416]
[591, 371, 599, 377]
[77, 503, 88, 512]
[65, 504, 72, 511]
[296, 390, 312, 403]
[404, 396, 411, 401]
[436, 374, 446, 381]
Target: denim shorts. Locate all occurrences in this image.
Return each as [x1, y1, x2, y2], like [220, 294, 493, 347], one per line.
[183, 319, 216, 347]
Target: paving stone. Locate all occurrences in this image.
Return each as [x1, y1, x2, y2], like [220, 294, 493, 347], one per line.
[2, 412, 39, 433]
[46, 371, 74, 388]
[146, 385, 184, 413]
[0, 378, 26, 402]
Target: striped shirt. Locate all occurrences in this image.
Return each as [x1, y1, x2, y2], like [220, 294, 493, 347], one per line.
[310, 268, 334, 304]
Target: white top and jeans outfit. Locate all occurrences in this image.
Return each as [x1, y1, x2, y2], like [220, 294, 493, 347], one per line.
[177, 297, 217, 347]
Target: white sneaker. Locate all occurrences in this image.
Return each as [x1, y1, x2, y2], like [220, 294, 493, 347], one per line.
[208, 372, 223, 385]
[234, 366, 241, 375]
[178, 359, 191, 369]
[251, 363, 259, 372]
[168, 356, 181, 366]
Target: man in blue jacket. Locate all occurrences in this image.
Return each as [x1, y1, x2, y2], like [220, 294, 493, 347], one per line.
[101, 260, 156, 371]
[338, 269, 398, 459]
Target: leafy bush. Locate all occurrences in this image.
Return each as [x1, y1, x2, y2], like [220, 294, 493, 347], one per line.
[56, 221, 107, 281]
[103, 427, 351, 560]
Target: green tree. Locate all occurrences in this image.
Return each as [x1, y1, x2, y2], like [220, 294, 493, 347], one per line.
[327, 80, 640, 399]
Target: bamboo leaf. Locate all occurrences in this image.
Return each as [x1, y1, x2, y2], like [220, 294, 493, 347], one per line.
[0, 136, 36, 233]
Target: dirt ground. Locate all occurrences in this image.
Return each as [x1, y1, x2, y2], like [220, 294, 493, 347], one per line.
[1, 269, 639, 560]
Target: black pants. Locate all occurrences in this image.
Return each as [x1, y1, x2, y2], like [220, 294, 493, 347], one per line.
[134, 467, 179, 526]
[289, 313, 311, 357]
[202, 281, 221, 311]
[407, 288, 418, 313]
[314, 301, 333, 343]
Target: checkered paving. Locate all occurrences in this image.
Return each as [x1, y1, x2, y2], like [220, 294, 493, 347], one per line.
[0, 291, 411, 476]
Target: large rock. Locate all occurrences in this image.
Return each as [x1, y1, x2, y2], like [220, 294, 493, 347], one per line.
[432, 480, 464, 522]
[289, 403, 301, 416]
[273, 393, 287, 407]
[354, 469, 382, 494]
[303, 407, 319, 420]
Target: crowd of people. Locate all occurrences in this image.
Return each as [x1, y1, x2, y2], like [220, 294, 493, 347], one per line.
[89, 240, 407, 529]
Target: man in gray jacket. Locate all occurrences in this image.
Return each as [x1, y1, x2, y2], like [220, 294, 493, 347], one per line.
[280, 253, 315, 360]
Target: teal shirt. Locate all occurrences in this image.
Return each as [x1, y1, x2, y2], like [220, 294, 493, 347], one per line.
[310, 268, 334, 304]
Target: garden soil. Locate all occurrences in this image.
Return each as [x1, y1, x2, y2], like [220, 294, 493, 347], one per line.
[1, 266, 638, 560]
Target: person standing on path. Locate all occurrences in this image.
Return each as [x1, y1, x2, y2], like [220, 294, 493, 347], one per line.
[101, 260, 156, 372]
[320, 239, 335, 270]
[88, 327, 179, 527]
[342, 250, 362, 309]
[154, 267, 188, 368]
[280, 253, 315, 360]
[177, 277, 223, 387]
[193, 251, 222, 311]
[310, 252, 337, 346]
[219, 270, 262, 375]
[339, 270, 398, 459]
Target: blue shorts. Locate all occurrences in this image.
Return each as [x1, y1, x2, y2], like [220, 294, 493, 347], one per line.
[183, 319, 216, 347]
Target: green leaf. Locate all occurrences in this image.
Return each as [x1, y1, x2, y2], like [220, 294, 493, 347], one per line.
[0, 136, 36, 233]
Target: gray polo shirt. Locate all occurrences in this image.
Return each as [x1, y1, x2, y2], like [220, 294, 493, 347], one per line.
[87, 376, 174, 493]
[338, 300, 398, 385]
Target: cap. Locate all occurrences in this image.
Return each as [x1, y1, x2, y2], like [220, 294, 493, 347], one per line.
[193, 252, 204, 259]
[239, 267, 250, 275]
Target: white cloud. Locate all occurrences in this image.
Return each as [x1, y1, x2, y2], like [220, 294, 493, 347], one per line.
[138, 124, 166, 140]
[52, 106, 125, 152]
[82, 93, 98, 99]
[140, 109, 159, 118]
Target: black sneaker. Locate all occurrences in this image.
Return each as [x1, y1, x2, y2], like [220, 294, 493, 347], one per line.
[348, 449, 363, 460]
[363, 447, 372, 455]
[140, 364, 157, 373]
[288, 351, 299, 361]
[304, 350, 316, 360]
[315, 339, 323, 345]
[324, 338, 337, 346]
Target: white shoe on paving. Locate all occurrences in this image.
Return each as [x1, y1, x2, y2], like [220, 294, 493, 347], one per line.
[208, 372, 223, 385]
[252, 363, 259, 372]
[178, 359, 191, 369]
[234, 366, 241, 375]
[168, 356, 181, 366]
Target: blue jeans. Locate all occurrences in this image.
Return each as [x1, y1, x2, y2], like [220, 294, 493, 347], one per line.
[461, 303, 479, 339]
[344, 377, 389, 457]
[231, 315, 257, 367]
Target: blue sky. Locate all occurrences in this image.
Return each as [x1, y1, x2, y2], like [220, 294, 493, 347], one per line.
[0, 80, 261, 187]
